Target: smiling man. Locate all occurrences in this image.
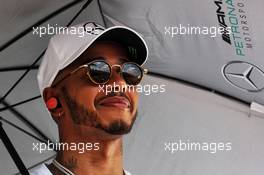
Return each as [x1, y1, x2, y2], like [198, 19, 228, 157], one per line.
[30, 22, 148, 175]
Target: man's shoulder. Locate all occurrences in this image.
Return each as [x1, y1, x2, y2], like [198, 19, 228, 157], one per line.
[29, 163, 53, 175]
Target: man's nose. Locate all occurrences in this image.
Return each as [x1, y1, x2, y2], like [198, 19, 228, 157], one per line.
[108, 66, 127, 91]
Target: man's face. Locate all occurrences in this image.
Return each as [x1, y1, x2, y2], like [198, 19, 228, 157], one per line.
[55, 41, 138, 136]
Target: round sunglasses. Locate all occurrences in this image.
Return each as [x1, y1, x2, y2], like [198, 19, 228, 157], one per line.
[52, 59, 148, 87]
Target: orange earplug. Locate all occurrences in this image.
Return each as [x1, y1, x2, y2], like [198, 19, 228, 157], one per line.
[46, 97, 58, 110]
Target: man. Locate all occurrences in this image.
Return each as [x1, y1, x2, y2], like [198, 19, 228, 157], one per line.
[30, 22, 148, 175]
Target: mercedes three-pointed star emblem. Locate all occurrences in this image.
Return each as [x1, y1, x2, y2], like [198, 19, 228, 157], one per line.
[222, 61, 264, 92]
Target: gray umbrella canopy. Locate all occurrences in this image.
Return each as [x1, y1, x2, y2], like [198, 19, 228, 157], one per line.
[0, 0, 264, 174]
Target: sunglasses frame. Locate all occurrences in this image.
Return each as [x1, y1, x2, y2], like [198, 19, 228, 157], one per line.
[52, 59, 148, 87]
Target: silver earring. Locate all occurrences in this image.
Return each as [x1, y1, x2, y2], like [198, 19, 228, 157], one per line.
[58, 111, 63, 117]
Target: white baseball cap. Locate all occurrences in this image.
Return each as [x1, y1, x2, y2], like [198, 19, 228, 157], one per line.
[37, 22, 148, 94]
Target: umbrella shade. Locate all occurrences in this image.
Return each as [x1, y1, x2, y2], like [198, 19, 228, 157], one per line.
[1, 0, 264, 174]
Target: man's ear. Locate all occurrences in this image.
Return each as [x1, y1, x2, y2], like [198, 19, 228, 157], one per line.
[43, 87, 63, 121]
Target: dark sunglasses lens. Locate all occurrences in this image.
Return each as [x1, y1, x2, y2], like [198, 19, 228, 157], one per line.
[88, 61, 110, 84]
[122, 63, 143, 85]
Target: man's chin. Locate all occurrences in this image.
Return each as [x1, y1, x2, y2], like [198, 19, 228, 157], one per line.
[97, 111, 137, 135]
[102, 120, 133, 135]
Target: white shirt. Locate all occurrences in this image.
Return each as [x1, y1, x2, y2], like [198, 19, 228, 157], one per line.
[30, 163, 131, 175]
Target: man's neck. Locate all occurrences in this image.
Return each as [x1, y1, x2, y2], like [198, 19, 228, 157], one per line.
[47, 138, 124, 175]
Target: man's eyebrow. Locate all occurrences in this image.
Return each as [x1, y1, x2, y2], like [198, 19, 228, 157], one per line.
[84, 57, 130, 63]
[119, 57, 130, 62]
[89, 56, 106, 62]
[80, 56, 105, 64]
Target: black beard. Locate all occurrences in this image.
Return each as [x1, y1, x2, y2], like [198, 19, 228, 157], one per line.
[61, 87, 137, 135]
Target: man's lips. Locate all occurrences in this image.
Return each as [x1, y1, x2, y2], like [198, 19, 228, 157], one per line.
[98, 96, 130, 109]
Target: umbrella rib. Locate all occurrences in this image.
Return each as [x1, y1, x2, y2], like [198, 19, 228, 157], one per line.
[0, 0, 94, 104]
[0, 121, 30, 175]
[67, 0, 94, 27]
[0, 116, 47, 144]
[0, 95, 41, 112]
[14, 154, 57, 175]
[0, 50, 46, 104]
[1, 98, 52, 143]
[0, 65, 39, 72]
[97, 0, 107, 27]
[0, 0, 84, 52]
